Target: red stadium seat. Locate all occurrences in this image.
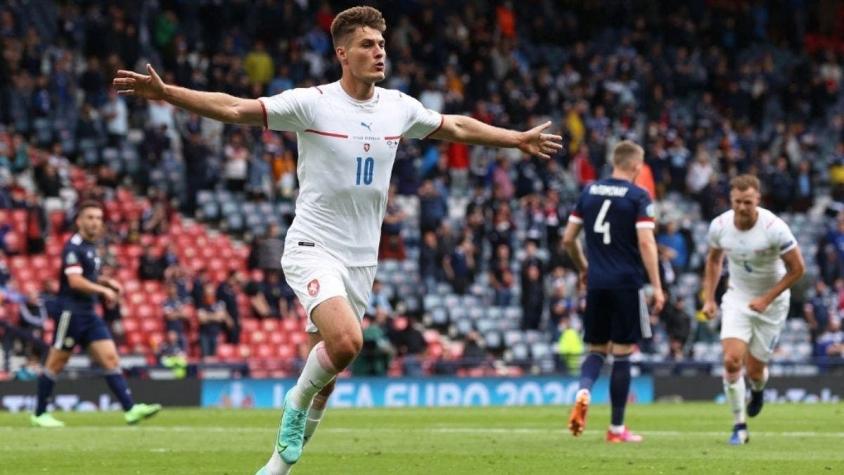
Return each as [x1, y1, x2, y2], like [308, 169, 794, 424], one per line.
[268, 332, 287, 345]
[277, 344, 295, 360]
[289, 332, 307, 346]
[122, 318, 139, 333]
[254, 344, 274, 358]
[241, 318, 259, 333]
[261, 319, 279, 332]
[216, 344, 236, 361]
[249, 330, 267, 344]
[281, 318, 299, 333]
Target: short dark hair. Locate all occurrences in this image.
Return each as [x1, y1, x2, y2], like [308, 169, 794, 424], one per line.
[76, 200, 103, 218]
[330, 6, 386, 47]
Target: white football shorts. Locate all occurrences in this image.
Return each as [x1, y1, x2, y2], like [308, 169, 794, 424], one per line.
[281, 242, 377, 333]
[720, 290, 789, 362]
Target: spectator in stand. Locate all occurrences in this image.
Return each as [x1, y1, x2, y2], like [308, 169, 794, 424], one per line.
[367, 279, 392, 316]
[804, 281, 835, 346]
[387, 315, 427, 377]
[163, 283, 190, 349]
[138, 246, 164, 281]
[250, 224, 284, 274]
[461, 330, 491, 371]
[443, 236, 476, 295]
[101, 88, 128, 147]
[243, 273, 271, 319]
[657, 221, 689, 272]
[418, 230, 441, 292]
[816, 316, 844, 358]
[489, 243, 514, 307]
[216, 271, 241, 344]
[659, 292, 692, 361]
[191, 268, 210, 308]
[142, 189, 171, 235]
[222, 131, 249, 193]
[520, 263, 545, 330]
[351, 313, 393, 376]
[24, 194, 47, 254]
[418, 179, 448, 233]
[197, 282, 231, 359]
[0, 250, 10, 289]
[157, 330, 188, 379]
[15, 288, 48, 358]
[378, 187, 407, 261]
[262, 270, 296, 319]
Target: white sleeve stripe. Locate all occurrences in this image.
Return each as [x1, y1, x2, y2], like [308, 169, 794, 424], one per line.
[568, 215, 583, 224]
[636, 221, 656, 229]
[65, 267, 83, 275]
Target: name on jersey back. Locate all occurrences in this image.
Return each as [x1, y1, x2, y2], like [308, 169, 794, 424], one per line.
[589, 185, 629, 197]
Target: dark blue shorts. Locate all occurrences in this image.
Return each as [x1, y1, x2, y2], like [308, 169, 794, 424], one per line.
[52, 309, 112, 351]
[584, 288, 652, 345]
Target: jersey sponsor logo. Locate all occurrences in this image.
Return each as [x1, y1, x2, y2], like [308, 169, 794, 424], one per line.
[307, 279, 320, 297]
[588, 185, 629, 197]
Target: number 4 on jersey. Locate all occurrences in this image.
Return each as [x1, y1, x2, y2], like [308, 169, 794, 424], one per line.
[594, 199, 612, 244]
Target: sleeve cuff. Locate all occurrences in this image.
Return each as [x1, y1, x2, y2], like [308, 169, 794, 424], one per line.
[568, 214, 583, 224]
[64, 266, 83, 275]
[635, 221, 655, 229]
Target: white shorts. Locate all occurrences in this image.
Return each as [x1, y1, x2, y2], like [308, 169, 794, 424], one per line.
[281, 243, 376, 334]
[720, 291, 789, 362]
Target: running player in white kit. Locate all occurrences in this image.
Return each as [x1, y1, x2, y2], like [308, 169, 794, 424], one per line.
[113, 6, 562, 473]
[701, 175, 805, 445]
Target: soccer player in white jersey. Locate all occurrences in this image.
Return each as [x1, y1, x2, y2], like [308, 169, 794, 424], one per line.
[114, 6, 562, 473]
[702, 175, 805, 445]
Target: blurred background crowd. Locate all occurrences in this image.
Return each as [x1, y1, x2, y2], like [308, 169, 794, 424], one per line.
[2, 0, 844, 380]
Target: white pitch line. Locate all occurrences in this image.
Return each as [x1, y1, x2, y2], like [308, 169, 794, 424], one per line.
[1, 426, 844, 438]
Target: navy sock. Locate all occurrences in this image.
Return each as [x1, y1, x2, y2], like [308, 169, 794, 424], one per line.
[105, 371, 134, 411]
[610, 355, 632, 426]
[35, 372, 56, 416]
[578, 351, 606, 391]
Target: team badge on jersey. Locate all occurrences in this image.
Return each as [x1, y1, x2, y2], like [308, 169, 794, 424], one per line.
[364, 143, 370, 152]
[307, 279, 320, 297]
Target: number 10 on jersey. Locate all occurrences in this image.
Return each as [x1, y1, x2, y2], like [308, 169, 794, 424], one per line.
[356, 156, 374, 185]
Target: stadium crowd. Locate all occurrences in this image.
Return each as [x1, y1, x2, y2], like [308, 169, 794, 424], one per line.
[3, 0, 844, 378]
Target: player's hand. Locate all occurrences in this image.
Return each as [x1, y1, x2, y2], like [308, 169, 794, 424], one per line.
[651, 287, 665, 314]
[748, 297, 770, 314]
[101, 287, 119, 304]
[517, 121, 563, 159]
[702, 300, 718, 320]
[104, 279, 122, 294]
[113, 64, 167, 100]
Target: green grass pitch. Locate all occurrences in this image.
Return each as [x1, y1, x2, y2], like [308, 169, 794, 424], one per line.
[1, 403, 842, 474]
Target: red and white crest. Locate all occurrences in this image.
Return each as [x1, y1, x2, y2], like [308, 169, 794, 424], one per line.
[307, 279, 320, 297]
[363, 143, 370, 152]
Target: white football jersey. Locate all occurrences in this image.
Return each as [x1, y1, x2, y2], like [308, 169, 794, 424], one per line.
[259, 82, 443, 266]
[707, 208, 798, 300]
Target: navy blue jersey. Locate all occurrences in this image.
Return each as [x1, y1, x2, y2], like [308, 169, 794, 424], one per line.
[58, 233, 101, 313]
[569, 178, 655, 289]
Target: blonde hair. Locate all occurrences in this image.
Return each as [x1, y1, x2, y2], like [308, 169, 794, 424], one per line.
[330, 6, 387, 47]
[611, 140, 644, 170]
[730, 174, 761, 192]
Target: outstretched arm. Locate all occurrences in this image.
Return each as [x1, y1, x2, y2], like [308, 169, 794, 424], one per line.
[113, 64, 265, 127]
[429, 115, 563, 159]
